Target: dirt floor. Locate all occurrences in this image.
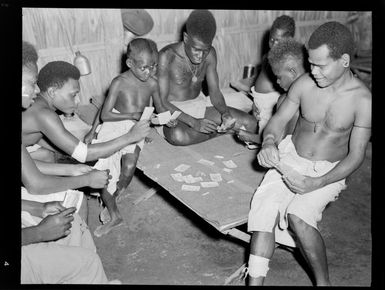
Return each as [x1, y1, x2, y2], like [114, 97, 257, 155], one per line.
[86, 142, 372, 286]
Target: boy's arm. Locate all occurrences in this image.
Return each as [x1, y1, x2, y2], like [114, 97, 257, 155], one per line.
[150, 79, 168, 113]
[100, 78, 141, 122]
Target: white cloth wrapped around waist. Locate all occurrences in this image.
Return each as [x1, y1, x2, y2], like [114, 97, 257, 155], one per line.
[170, 93, 212, 119]
[92, 108, 142, 194]
[251, 86, 280, 120]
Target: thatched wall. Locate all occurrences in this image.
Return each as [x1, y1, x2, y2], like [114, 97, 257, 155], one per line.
[22, 8, 369, 108]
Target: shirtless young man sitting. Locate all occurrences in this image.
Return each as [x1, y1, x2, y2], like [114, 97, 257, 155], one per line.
[237, 38, 306, 145]
[22, 60, 151, 236]
[157, 9, 258, 146]
[87, 38, 171, 237]
[21, 41, 119, 284]
[246, 22, 371, 286]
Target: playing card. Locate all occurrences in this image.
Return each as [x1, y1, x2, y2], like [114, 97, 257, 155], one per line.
[140, 106, 155, 121]
[223, 160, 237, 168]
[171, 173, 184, 182]
[174, 164, 191, 172]
[181, 184, 200, 191]
[197, 159, 215, 166]
[210, 173, 223, 182]
[201, 181, 219, 188]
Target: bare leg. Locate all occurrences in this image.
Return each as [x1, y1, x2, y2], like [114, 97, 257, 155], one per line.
[93, 188, 123, 237]
[114, 147, 140, 202]
[164, 121, 218, 146]
[248, 214, 279, 286]
[288, 214, 331, 286]
[164, 106, 258, 146]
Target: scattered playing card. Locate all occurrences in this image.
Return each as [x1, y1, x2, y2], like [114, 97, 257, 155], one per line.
[201, 181, 219, 188]
[140, 106, 155, 121]
[210, 173, 223, 182]
[223, 168, 233, 173]
[197, 159, 215, 166]
[223, 160, 237, 168]
[174, 164, 191, 172]
[154, 164, 161, 169]
[182, 184, 200, 191]
[202, 192, 210, 196]
[183, 175, 202, 184]
[227, 180, 235, 184]
[171, 173, 184, 182]
[214, 155, 224, 159]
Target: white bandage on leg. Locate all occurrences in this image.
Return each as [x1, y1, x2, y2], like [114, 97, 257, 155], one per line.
[71, 141, 88, 163]
[248, 254, 270, 278]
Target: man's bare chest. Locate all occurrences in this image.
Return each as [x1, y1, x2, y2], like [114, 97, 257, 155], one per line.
[300, 94, 355, 133]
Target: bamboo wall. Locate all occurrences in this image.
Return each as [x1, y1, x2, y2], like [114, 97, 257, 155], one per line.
[22, 8, 369, 108]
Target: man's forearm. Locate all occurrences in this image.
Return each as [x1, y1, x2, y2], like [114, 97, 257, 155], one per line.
[22, 200, 44, 217]
[24, 173, 90, 195]
[35, 161, 75, 176]
[22, 226, 41, 245]
[210, 92, 229, 116]
[86, 133, 140, 161]
[318, 153, 365, 187]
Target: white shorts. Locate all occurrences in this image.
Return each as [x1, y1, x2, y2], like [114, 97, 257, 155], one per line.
[247, 135, 347, 247]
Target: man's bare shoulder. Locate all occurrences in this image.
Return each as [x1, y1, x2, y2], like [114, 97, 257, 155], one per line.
[159, 42, 180, 61]
[291, 73, 315, 91]
[351, 76, 371, 101]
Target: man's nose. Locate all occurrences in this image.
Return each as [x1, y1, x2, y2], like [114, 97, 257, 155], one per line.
[74, 95, 80, 105]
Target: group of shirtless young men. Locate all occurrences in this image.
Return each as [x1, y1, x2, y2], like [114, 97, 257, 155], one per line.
[21, 9, 371, 286]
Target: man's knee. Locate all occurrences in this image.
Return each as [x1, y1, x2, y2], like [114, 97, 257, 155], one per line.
[165, 127, 191, 146]
[288, 213, 309, 233]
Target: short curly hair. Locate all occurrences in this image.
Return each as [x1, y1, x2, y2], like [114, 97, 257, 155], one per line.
[127, 38, 158, 60]
[268, 38, 306, 71]
[271, 15, 295, 37]
[308, 21, 355, 60]
[22, 41, 38, 68]
[37, 61, 80, 93]
[186, 10, 217, 44]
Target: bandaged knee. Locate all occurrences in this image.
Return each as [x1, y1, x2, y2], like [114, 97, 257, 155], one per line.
[248, 254, 270, 278]
[71, 141, 88, 163]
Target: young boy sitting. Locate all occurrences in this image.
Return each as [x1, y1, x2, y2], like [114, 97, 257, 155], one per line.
[89, 38, 172, 237]
[237, 38, 306, 145]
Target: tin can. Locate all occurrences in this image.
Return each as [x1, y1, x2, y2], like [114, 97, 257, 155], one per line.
[243, 64, 255, 79]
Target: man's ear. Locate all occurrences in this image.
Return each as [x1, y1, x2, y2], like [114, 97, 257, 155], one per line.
[341, 53, 350, 68]
[126, 58, 133, 69]
[290, 67, 297, 78]
[47, 87, 56, 99]
[183, 32, 188, 44]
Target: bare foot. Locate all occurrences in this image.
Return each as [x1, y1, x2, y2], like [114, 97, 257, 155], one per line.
[109, 279, 122, 284]
[94, 217, 123, 237]
[99, 207, 111, 224]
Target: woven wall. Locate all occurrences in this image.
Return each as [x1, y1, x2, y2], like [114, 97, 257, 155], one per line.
[22, 8, 368, 106]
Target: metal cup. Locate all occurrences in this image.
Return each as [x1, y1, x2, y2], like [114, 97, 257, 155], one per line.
[243, 64, 255, 79]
